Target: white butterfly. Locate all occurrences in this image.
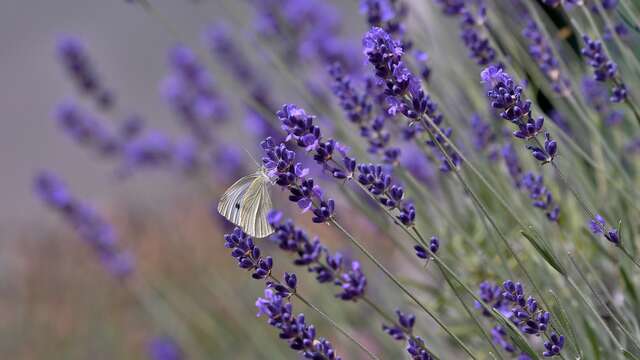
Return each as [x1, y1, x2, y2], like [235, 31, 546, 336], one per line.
[217, 167, 274, 238]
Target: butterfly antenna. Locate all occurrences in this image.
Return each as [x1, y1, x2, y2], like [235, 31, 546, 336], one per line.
[242, 147, 260, 168]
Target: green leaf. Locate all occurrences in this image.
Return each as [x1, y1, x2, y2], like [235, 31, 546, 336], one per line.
[623, 349, 640, 360]
[620, 266, 639, 305]
[520, 230, 566, 275]
[584, 319, 601, 360]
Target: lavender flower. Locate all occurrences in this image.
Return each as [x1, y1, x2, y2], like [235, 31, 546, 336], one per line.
[268, 211, 367, 301]
[56, 36, 114, 109]
[581, 35, 627, 103]
[481, 65, 558, 164]
[33, 171, 134, 278]
[588, 214, 620, 245]
[363, 28, 461, 172]
[255, 288, 341, 359]
[470, 114, 499, 160]
[224, 227, 273, 279]
[501, 144, 560, 221]
[522, 19, 571, 95]
[476, 280, 564, 357]
[383, 310, 435, 359]
[162, 46, 227, 143]
[329, 63, 401, 164]
[459, 3, 496, 66]
[581, 78, 625, 126]
[261, 136, 335, 223]
[54, 101, 120, 157]
[148, 336, 183, 360]
[414, 236, 439, 259]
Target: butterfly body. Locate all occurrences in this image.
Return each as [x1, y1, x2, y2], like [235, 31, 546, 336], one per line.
[217, 168, 274, 238]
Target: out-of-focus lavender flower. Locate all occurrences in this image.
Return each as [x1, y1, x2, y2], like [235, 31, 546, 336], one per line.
[588, 214, 620, 245]
[33, 171, 134, 278]
[522, 19, 571, 95]
[459, 3, 496, 66]
[522, 172, 560, 222]
[162, 46, 228, 143]
[211, 143, 245, 183]
[148, 336, 183, 360]
[361, 0, 412, 50]
[56, 36, 114, 109]
[581, 35, 627, 103]
[581, 78, 624, 126]
[502, 143, 524, 188]
[475, 281, 509, 317]
[119, 114, 144, 141]
[173, 138, 199, 174]
[481, 65, 558, 164]
[434, 0, 495, 65]
[268, 211, 367, 301]
[329, 63, 401, 164]
[501, 144, 560, 221]
[121, 132, 173, 172]
[255, 288, 341, 359]
[491, 325, 516, 353]
[470, 114, 499, 160]
[54, 101, 120, 157]
[363, 27, 461, 172]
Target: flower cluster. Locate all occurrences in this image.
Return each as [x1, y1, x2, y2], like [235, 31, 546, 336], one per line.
[357, 163, 416, 226]
[256, 288, 341, 359]
[224, 227, 274, 279]
[33, 171, 134, 278]
[329, 63, 401, 164]
[501, 144, 560, 222]
[54, 101, 120, 157]
[470, 114, 499, 160]
[162, 46, 228, 143]
[481, 65, 558, 164]
[261, 136, 335, 223]
[588, 214, 620, 245]
[581, 78, 624, 126]
[276, 103, 417, 226]
[363, 27, 461, 172]
[148, 336, 184, 360]
[414, 236, 440, 260]
[56, 36, 114, 109]
[268, 211, 367, 301]
[383, 310, 435, 359]
[223, 227, 341, 359]
[522, 19, 571, 95]
[580, 35, 627, 103]
[476, 280, 565, 357]
[434, 0, 495, 65]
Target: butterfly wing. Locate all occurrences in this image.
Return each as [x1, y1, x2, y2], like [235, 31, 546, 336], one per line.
[240, 175, 273, 238]
[217, 172, 260, 227]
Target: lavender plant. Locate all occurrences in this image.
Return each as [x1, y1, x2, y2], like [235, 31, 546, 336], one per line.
[26, 0, 640, 359]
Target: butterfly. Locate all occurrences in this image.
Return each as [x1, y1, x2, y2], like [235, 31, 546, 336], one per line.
[217, 167, 274, 238]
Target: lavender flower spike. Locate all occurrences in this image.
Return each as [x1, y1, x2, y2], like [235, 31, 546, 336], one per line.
[588, 214, 620, 245]
[256, 288, 341, 359]
[33, 171, 134, 278]
[581, 35, 627, 103]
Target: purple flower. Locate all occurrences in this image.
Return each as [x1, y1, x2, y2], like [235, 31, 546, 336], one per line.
[543, 332, 565, 357]
[224, 227, 273, 279]
[148, 336, 183, 360]
[589, 214, 620, 245]
[522, 19, 571, 95]
[382, 309, 415, 341]
[581, 35, 627, 103]
[162, 46, 228, 143]
[255, 288, 341, 359]
[56, 36, 114, 109]
[482, 66, 558, 163]
[33, 171, 134, 278]
[54, 101, 120, 157]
